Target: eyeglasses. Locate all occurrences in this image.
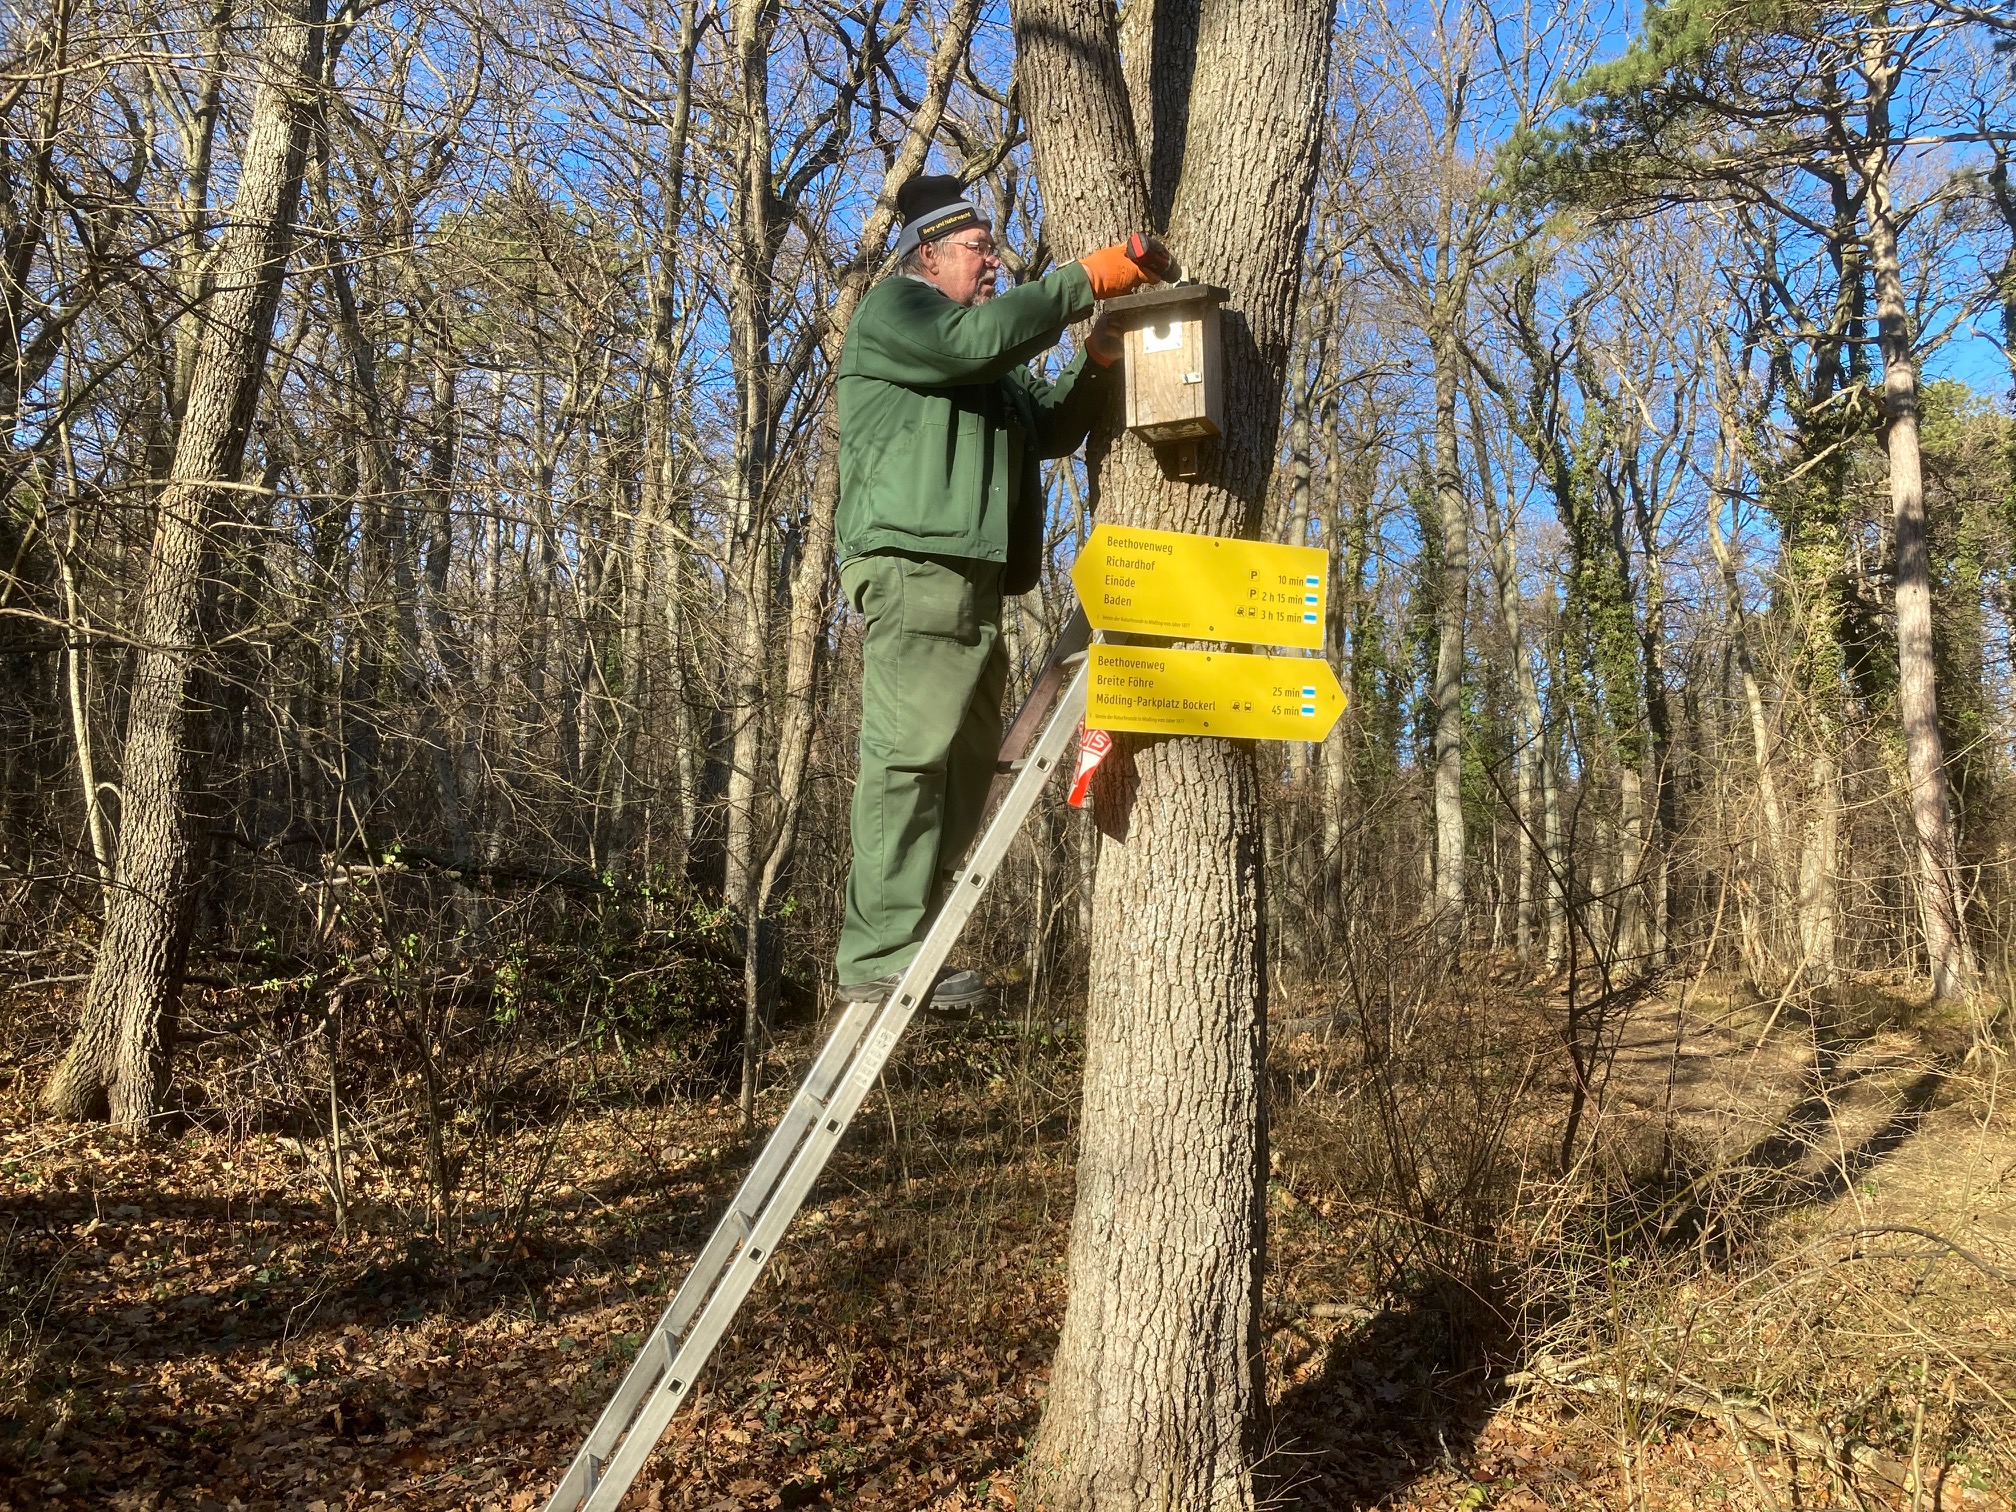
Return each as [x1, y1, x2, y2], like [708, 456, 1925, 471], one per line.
[941, 237, 1000, 262]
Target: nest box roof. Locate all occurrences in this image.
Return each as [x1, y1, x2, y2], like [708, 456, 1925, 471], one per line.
[1100, 282, 1230, 318]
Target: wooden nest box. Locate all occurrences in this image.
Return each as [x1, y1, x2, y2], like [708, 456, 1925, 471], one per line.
[1106, 283, 1229, 461]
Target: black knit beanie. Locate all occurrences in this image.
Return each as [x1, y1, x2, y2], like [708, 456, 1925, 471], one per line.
[895, 174, 985, 257]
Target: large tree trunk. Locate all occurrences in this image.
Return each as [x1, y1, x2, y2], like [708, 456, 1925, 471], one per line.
[1861, 77, 1977, 1001]
[1768, 157, 1864, 994]
[1428, 325, 1468, 938]
[38, 0, 325, 1127]
[1013, 1, 1332, 1506]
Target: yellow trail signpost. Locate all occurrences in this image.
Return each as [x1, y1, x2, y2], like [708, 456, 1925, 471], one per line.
[1087, 646, 1346, 741]
[1068, 524, 1327, 649]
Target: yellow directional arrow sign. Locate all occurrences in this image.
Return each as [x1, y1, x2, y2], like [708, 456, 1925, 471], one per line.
[1069, 524, 1328, 650]
[1087, 646, 1346, 741]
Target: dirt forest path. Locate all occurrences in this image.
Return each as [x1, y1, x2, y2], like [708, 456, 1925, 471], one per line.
[1601, 983, 2016, 1261]
[3, 972, 2012, 1511]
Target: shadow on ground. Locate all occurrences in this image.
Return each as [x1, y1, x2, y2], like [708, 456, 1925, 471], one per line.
[1259, 989, 1978, 1512]
[1613, 1013, 1957, 1260]
[1264, 1300, 1507, 1511]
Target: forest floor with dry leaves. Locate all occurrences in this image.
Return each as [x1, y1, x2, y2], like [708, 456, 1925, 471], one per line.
[2, 963, 2013, 1511]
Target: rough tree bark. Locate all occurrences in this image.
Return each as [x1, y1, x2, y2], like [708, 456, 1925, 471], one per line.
[38, 0, 325, 1126]
[722, 0, 778, 930]
[1427, 321, 1468, 935]
[1860, 40, 1977, 1001]
[1011, 0, 1332, 1506]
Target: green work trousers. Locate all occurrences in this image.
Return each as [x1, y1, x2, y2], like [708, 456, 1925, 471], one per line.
[836, 552, 1007, 985]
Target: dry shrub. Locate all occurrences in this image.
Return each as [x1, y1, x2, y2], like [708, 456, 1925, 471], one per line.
[1271, 915, 1548, 1368]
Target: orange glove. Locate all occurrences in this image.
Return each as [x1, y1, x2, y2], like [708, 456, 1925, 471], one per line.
[1085, 312, 1122, 367]
[1079, 242, 1157, 300]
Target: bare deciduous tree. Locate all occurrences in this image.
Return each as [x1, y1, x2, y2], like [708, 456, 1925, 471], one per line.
[1013, 0, 1333, 1504]
[40, 0, 327, 1125]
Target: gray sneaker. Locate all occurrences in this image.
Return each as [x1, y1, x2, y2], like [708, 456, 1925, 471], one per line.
[835, 967, 994, 1010]
[921, 969, 993, 1010]
[835, 973, 900, 1005]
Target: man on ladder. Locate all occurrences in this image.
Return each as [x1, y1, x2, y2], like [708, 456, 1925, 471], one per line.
[832, 173, 1160, 1007]
[542, 186, 1176, 1511]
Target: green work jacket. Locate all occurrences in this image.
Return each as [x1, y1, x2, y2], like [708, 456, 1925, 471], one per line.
[836, 262, 1110, 594]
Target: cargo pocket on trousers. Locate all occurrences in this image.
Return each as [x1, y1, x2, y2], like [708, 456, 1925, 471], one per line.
[898, 559, 978, 644]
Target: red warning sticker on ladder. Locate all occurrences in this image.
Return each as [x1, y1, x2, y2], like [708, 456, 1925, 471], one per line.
[1068, 725, 1112, 808]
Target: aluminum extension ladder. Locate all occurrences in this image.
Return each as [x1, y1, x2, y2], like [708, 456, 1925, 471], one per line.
[541, 608, 1093, 1512]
